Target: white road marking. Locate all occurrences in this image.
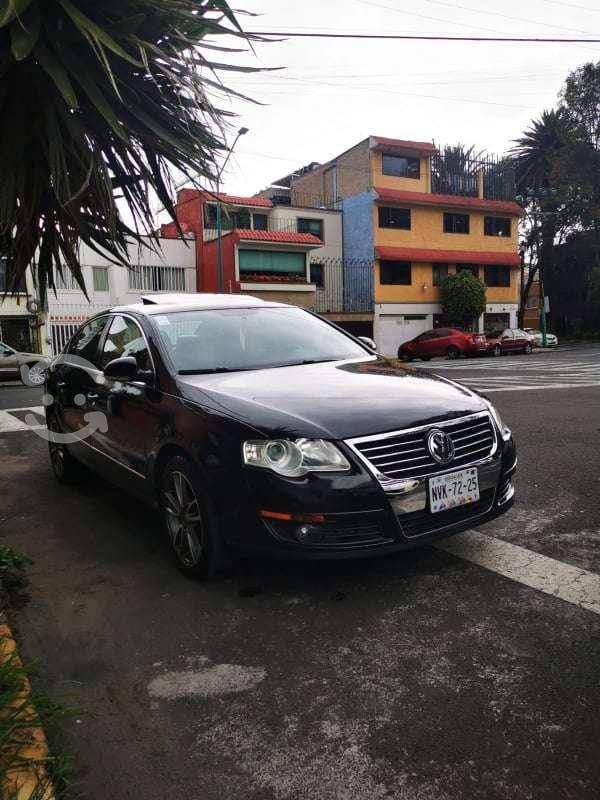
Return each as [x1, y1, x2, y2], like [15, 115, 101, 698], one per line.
[466, 382, 600, 393]
[436, 529, 600, 616]
[0, 407, 46, 433]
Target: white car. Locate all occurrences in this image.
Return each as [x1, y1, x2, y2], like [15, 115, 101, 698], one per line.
[0, 340, 48, 385]
[523, 328, 558, 347]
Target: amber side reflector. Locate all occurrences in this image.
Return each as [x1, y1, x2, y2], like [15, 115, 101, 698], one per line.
[259, 510, 326, 524]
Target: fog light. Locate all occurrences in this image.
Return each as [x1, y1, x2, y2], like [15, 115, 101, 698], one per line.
[296, 525, 311, 542]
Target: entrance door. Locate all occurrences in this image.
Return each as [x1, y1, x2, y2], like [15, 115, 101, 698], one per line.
[0, 318, 32, 352]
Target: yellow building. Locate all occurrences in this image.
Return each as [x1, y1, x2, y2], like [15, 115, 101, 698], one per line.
[292, 136, 522, 356]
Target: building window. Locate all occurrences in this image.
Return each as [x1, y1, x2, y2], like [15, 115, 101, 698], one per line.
[456, 264, 479, 279]
[432, 263, 449, 286]
[443, 212, 470, 234]
[380, 260, 412, 285]
[203, 203, 218, 228]
[378, 206, 411, 229]
[54, 269, 79, 291]
[310, 263, 324, 288]
[0, 257, 27, 293]
[484, 265, 511, 287]
[239, 249, 306, 281]
[484, 216, 511, 237]
[252, 213, 268, 230]
[297, 218, 324, 240]
[382, 153, 420, 179]
[128, 265, 186, 292]
[203, 203, 252, 230]
[92, 267, 109, 292]
[525, 296, 539, 309]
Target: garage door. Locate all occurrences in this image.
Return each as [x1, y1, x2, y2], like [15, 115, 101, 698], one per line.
[378, 315, 429, 358]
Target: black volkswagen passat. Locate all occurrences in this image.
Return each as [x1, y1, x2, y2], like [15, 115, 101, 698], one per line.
[45, 294, 516, 579]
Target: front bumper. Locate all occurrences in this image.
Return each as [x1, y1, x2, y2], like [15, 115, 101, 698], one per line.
[229, 433, 517, 560]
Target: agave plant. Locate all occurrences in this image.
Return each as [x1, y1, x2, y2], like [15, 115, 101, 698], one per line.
[0, 0, 259, 299]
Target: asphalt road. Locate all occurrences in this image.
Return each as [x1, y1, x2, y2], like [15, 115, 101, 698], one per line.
[1, 345, 600, 800]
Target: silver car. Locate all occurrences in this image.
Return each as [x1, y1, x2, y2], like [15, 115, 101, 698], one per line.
[523, 328, 558, 347]
[0, 341, 48, 385]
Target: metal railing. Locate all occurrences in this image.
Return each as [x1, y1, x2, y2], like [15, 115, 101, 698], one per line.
[257, 189, 341, 210]
[311, 258, 373, 314]
[204, 217, 324, 241]
[431, 153, 516, 201]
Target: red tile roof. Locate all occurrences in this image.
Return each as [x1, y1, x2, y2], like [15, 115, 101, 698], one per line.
[234, 229, 322, 245]
[371, 137, 437, 154]
[213, 193, 273, 208]
[375, 246, 521, 266]
[375, 187, 522, 216]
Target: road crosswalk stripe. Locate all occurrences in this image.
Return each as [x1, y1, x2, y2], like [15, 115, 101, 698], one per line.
[436, 530, 600, 616]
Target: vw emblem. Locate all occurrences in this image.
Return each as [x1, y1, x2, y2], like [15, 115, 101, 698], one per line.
[426, 428, 455, 465]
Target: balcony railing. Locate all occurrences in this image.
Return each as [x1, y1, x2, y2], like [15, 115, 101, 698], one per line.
[431, 153, 515, 202]
[203, 217, 324, 241]
[259, 188, 341, 210]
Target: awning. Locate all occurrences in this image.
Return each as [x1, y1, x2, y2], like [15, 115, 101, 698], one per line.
[375, 246, 520, 266]
[374, 187, 522, 216]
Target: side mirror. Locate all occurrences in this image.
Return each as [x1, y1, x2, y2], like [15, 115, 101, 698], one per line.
[357, 336, 377, 351]
[103, 356, 138, 382]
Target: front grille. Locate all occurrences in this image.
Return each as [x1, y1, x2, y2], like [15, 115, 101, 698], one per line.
[264, 514, 393, 549]
[350, 413, 496, 481]
[399, 488, 495, 538]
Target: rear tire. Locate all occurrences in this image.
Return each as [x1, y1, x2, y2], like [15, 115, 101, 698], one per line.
[399, 349, 412, 362]
[158, 456, 230, 580]
[21, 362, 46, 386]
[524, 342, 533, 354]
[47, 416, 87, 484]
[492, 344, 501, 358]
[446, 345, 460, 360]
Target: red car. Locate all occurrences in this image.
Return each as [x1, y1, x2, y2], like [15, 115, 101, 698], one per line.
[398, 328, 488, 361]
[485, 328, 533, 357]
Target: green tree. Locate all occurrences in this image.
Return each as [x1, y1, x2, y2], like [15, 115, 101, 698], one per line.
[511, 109, 574, 326]
[0, 0, 259, 299]
[440, 271, 486, 330]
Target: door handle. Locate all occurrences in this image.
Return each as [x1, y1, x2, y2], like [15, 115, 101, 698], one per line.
[56, 380, 66, 388]
[87, 392, 99, 402]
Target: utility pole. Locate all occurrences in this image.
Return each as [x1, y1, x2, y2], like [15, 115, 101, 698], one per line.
[519, 244, 525, 328]
[216, 127, 249, 292]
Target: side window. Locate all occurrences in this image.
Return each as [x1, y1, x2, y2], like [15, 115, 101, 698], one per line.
[68, 316, 110, 367]
[100, 315, 152, 373]
[0, 343, 13, 355]
[503, 329, 514, 338]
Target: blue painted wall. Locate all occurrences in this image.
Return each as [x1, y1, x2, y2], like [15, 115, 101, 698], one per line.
[342, 191, 375, 311]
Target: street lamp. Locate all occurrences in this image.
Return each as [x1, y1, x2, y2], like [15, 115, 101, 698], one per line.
[216, 126, 249, 292]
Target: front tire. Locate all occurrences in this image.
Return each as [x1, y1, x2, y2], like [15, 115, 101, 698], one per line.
[492, 344, 501, 358]
[158, 456, 229, 580]
[446, 345, 460, 360]
[399, 349, 412, 362]
[524, 342, 533, 354]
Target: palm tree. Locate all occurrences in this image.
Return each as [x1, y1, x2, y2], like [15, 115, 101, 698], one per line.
[0, 1, 260, 299]
[511, 109, 574, 325]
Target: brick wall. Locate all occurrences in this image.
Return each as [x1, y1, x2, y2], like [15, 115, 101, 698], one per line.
[292, 139, 371, 201]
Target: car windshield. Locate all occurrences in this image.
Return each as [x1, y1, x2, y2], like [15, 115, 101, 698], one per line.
[487, 330, 504, 338]
[154, 306, 372, 374]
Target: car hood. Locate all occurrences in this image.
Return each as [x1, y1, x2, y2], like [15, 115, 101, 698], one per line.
[176, 357, 486, 440]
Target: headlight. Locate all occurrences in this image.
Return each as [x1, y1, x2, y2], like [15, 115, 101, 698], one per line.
[483, 399, 512, 442]
[243, 438, 351, 477]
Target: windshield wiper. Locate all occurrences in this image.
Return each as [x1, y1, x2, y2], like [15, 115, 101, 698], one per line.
[179, 367, 241, 375]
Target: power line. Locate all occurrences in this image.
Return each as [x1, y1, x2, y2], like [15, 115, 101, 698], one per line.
[540, 0, 600, 12]
[247, 30, 600, 42]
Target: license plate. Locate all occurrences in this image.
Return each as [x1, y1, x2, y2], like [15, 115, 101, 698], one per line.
[429, 468, 479, 513]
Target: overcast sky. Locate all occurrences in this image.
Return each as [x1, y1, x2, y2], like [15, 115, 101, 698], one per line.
[194, 0, 600, 199]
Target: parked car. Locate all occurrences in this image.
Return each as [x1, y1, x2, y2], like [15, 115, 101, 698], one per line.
[398, 328, 488, 361]
[485, 328, 533, 357]
[523, 328, 558, 347]
[45, 294, 516, 579]
[0, 340, 47, 385]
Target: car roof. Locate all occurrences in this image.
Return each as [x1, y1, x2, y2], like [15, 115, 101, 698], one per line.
[109, 293, 291, 316]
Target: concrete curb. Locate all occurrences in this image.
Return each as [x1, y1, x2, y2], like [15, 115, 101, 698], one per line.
[0, 619, 54, 800]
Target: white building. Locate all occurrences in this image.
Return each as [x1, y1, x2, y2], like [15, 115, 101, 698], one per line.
[45, 236, 196, 355]
[0, 258, 39, 353]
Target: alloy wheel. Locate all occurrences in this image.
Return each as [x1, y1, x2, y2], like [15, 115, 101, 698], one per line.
[162, 471, 204, 567]
[48, 421, 65, 478]
[26, 364, 46, 386]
